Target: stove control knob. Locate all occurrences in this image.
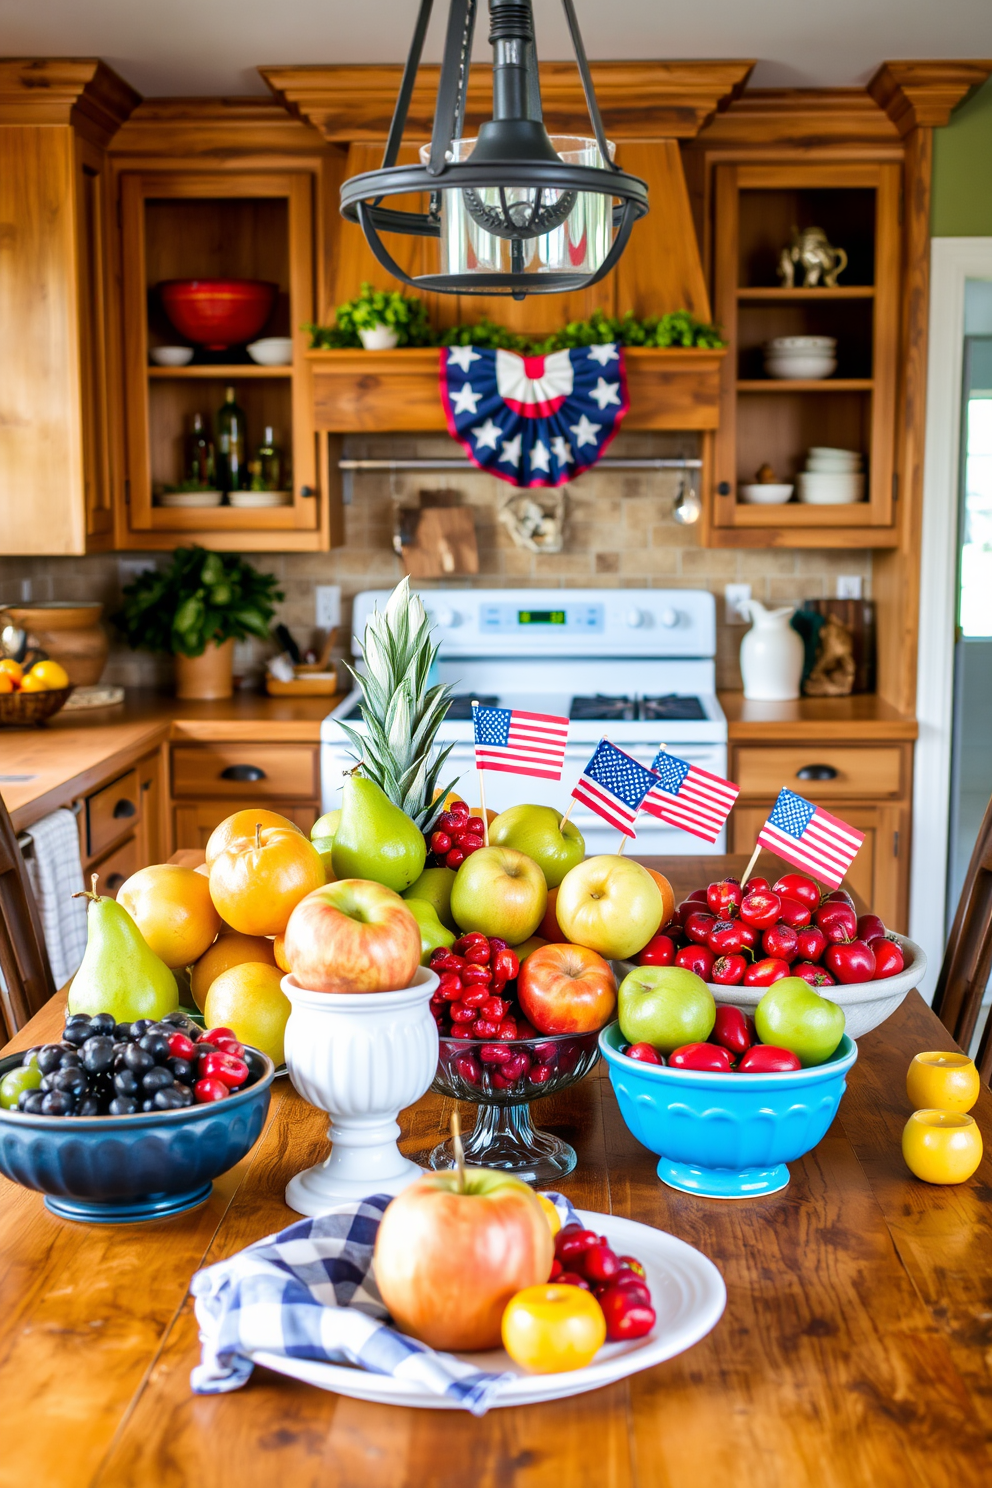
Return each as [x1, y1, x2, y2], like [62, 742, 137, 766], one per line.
[625, 608, 646, 628]
[433, 607, 459, 628]
[659, 607, 679, 629]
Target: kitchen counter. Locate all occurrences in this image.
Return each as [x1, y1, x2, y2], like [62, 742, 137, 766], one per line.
[1, 691, 344, 833]
[719, 691, 918, 742]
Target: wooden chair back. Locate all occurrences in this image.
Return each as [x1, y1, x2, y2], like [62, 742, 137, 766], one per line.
[0, 795, 56, 1040]
[932, 790, 992, 1081]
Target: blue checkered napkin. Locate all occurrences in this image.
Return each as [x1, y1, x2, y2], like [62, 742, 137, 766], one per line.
[190, 1191, 582, 1415]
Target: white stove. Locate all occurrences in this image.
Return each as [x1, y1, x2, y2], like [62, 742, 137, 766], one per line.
[321, 588, 728, 855]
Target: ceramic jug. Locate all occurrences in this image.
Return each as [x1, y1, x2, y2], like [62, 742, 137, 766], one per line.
[740, 600, 804, 701]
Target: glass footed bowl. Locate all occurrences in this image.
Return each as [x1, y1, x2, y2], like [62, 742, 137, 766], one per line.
[429, 1030, 601, 1186]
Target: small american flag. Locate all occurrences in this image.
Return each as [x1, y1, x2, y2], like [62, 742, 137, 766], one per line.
[472, 703, 569, 781]
[571, 739, 659, 837]
[757, 788, 865, 888]
[642, 749, 739, 844]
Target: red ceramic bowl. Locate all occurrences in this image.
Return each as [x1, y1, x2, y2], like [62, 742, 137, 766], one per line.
[158, 279, 277, 350]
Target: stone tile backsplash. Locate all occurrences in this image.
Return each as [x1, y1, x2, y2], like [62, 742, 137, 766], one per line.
[0, 431, 871, 692]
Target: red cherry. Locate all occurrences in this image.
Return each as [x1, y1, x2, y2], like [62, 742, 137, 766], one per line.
[791, 961, 836, 986]
[556, 1226, 599, 1264]
[480, 994, 510, 1021]
[466, 816, 485, 836]
[194, 1077, 229, 1103]
[625, 1041, 663, 1064]
[445, 848, 465, 869]
[550, 1257, 564, 1281]
[675, 943, 715, 979]
[869, 937, 904, 978]
[617, 1256, 646, 1279]
[530, 1063, 553, 1084]
[707, 920, 746, 955]
[557, 1271, 591, 1290]
[636, 934, 676, 967]
[823, 888, 855, 909]
[456, 933, 491, 963]
[743, 876, 771, 894]
[436, 970, 464, 1000]
[472, 1017, 499, 1038]
[580, 1243, 621, 1283]
[459, 839, 484, 857]
[450, 800, 471, 818]
[711, 953, 747, 986]
[824, 938, 876, 984]
[776, 896, 812, 929]
[796, 925, 828, 963]
[684, 909, 718, 945]
[448, 1001, 477, 1023]
[430, 831, 451, 855]
[599, 1285, 656, 1341]
[740, 889, 782, 930]
[459, 984, 488, 1008]
[437, 811, 458, 832]
[479, 1043, 512, 1064]
[166, 1031, 196, 1060]
[771, 873, 820, 910]
[454, 1053, 482, 1084]
[492, 947, 519, 981]
[496, 1018, 518, 1041]
[500, 1049, 530, 1079]
[857, 913, 887, 943]
[813, 901, 858, 943]
[737, 1045, 802, 1073]
[762, 922, 799, 963]
[711, 1004, 754, 1055]
[669, 1042, 733, 1072]
[743, 957, 791, 987]
[737, 922, 759, 952]
[706, 877, 743, 918]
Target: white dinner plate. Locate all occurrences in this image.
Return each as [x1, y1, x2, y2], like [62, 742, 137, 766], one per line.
[252, 1210, 726, 1409]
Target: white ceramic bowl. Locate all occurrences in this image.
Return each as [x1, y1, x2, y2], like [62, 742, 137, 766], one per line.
[767, 336, 837, 352]
[765, 353, 837, 380]
[806, 455, 862, 473]
[150, 346, 194, 367]
[739, 483, 795, 505]
[706, 934, 927, 1041]
[156, 489, 223, 508]
[809, 446, 860, 461]
[358, 324, 400, 351]
[247, 336, 293, 366]
[798, 472, 865, 505]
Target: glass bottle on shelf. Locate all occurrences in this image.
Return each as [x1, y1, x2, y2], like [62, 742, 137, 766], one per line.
[249, 426, 283, 492]
[185, 413, 215, 488]
[216, 386, 247, 494]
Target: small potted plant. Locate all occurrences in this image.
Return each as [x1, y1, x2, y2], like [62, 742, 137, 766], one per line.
[307, 282, 433, 351]
[114, 547, 283, 699]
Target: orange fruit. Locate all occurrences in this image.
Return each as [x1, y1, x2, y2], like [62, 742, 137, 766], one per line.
[0, 658, 23, 685]
[204, 962, 291, 1065]
[205, 809, 305, 866]
[539, 886, 564, 942]
[273, 932, 290, 972]
[644, 869, 675, 929]
[21, 659, 69, 690]
[117, 863, 222, 969]
[0, 673, 13, 694]
[190, 931, 277, 1013]
[209, 824, 325, 936]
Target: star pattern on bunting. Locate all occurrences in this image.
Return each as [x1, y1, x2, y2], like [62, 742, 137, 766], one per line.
[499, 433, 522, 467]
[551, 435, 574, 465]
[569, 414, 602, 449]
[590, 377, 621, 410]
[588, 344, 620, 365]
[472, 418, 502, 451]
[448, 345, 481, 372]
[450, 382, 481, 415]
[529, 440, 551, 473]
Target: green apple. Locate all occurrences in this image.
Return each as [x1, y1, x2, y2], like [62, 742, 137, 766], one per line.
[489, 804, 585, 889]
[755, 978, 846, 1067]
[618, 965, 715, 1055]
[403, 866, 458, 930]
[404, 897, 456, 964]
[450, 846, 548, 944]
[311, 808, 341, 876]
[556, 855, 663, 960]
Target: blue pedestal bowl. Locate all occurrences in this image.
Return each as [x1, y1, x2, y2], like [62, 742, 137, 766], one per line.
[598, 1024, 857, 1199]
[0, 1048, 274, 1223]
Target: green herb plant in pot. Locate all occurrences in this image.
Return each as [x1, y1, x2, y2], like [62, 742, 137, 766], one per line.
[114, 547, 282, 700]
[306, 282, 433, 351]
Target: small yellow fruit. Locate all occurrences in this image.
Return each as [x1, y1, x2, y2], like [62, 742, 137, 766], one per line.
[0, 658, 23, 684]
[190, 931, 277, 1013]
[204, 962, 291, 1065]
[502, 1285, 606, 1374]
[272, 932, 290, 972]
[902, 1109, 983, 1185]
[117, 863, 222, 969]
[906, 1051, 980, 1114]
[535, 1193, 562, 1238]
[22, 659, 69, 690]
[0, 673, 14, 694]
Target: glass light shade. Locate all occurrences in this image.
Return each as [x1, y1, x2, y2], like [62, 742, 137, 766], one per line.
[420, 135, 616, 283]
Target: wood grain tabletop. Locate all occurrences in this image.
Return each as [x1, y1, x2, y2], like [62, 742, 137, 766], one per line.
[1, 856, 989, 1488]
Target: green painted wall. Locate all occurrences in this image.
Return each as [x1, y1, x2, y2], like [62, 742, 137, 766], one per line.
[932, 76, 992, 236]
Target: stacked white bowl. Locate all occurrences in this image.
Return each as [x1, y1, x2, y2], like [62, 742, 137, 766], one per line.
[764, 336, 837, 380]
[797, 446, 865, 504]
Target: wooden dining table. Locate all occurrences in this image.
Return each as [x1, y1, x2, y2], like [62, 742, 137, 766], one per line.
[1, 853, 990, 1488]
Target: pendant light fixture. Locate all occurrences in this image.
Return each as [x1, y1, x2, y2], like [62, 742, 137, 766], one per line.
[340, 0, 649, 299]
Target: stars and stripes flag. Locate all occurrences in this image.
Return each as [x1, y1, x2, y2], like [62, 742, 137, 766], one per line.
[472, 704, 570, 781]
[571, 739, 659, 838]
[642, 749, 739, 844]
[756, 788, 865, 888]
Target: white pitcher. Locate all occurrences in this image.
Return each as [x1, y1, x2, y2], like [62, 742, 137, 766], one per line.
[740, 599, 804, 701]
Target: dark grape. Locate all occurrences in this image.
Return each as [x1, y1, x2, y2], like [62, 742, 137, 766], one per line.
[153, 1085, 187, 1110]
[52, 1067, 87, 1096]
[88, 1013, 117, 1036]
[169, 1057, 193, 1084]
[141, 1098, 156, 1112]
[139, 1033, 170, 1062]
[20, 1047, 41, 1067]
[113, 1069, 139, 1097]
[124, 1044, 154, 1074]
[62, 1022, 92, 1048]
[142, 1066, 172, 1093]
[76, 1095, 101, 1117]
[36, 1045, 64, 1075]
[108, 1096, 138, 1116]
[58, 1050, 81, 1068]
[41, 1090, 75, 1116]
[82, 1037, 115, 1075]
[18, 1090, 45, 1114]
[114, 1023, 133, 1042]
[130, 1020, 151, 1039]
[65, 1013, 91, 1026]
[194, 1042, 218, 1059]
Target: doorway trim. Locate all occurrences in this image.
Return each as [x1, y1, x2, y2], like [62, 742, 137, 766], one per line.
[912, 237, 992, 996]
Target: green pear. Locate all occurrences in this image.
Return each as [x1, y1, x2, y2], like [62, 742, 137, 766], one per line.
[402, 866, 458, 929]
[331, 775, 426, 893]
[489, 804, 585, 888]
[67, 890, 179, 1023]
[404, 897, 456, 964]
[311, 808, 341, 876]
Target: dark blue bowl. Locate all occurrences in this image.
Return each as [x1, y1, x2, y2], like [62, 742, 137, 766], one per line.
[0, 1047, 274, 1223]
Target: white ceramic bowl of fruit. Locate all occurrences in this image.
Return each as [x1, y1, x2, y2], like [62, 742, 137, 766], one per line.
[619, 870, 926, 1042]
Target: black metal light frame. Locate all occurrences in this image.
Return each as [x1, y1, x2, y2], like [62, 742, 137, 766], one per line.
[339, 0, 649, 298]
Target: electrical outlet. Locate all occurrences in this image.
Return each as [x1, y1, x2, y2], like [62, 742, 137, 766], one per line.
[724, 583, 752, 625]
[315, 585, 341, 630]
[836, 575, 863, 600]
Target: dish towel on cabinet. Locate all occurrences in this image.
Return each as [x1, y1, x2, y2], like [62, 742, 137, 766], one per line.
[23, 808, 88, 986]
[190, 1191, 580, 1414]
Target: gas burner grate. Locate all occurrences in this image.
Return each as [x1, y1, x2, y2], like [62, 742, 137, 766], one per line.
[569, 695, 637, 721]
[640, 695, 707, 722]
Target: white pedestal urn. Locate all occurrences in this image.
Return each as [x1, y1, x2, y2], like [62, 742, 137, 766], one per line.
[281, 965, 439, 1216]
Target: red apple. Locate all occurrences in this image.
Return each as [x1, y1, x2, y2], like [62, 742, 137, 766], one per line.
[824, 938, 876, 984]
[869, 936, 905, 978]
[772, 873, 820, 910]
[762, 922, 799, 964]
[283, 879, 421, 993]
[675, 943, 715, 979]
[518, 943, 617, 1034]
[777, 896, 812, 929]
[706, 877, 743, 918]
[792, 960, 836, 987]
[373, 1169, 554, 1350]
[636, 933, 677, 967]
[814, 901, 858, 944]
[740, 889, 782, 929]
[744, 956, 791, 987]
[796, 925, 828, 963]
[711, 953, 747, 985]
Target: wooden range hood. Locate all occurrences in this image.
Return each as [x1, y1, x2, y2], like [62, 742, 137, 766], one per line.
[263, 61, 753, 433]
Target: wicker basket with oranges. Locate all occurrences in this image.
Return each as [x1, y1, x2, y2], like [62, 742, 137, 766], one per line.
[0, 658, 73, 726]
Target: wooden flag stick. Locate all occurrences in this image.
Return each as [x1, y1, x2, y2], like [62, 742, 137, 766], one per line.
[742, 841, 762, 887]
[617, 833, 629, 855]
[560, 798, 576, 829]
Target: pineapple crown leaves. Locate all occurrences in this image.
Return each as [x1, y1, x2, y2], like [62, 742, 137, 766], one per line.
[340, 578, 461, 830]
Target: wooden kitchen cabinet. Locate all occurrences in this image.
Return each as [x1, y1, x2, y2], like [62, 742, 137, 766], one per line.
[170, 738, 322, 849]
[78, 746, 167, 895]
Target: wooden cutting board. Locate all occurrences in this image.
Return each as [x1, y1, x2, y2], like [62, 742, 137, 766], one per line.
[401, 505, 479, 578]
